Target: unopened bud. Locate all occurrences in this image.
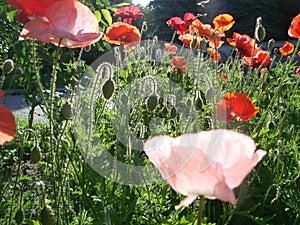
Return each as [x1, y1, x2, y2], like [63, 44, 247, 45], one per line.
[2, 59, 14, 74]
[268, 39, 275, 52]
[41, 205, 55, 225]
[62, 101, 72, 120]
[199, 38, 207, 52]
[255, 25, 266, 42]
[102, 79, 115, 100]
[69, 76, 78, 90]
[15, 67, 23, 76]
[31, 146, 42, 164]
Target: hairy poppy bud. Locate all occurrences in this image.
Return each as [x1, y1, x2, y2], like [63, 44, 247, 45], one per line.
[199, 38, 207, 52]
[102, 79, 115, 100]
[62, 101, 72, 120]
[170, 107, 177, 118]
[41, 205, 55, 225]
[15, 67, 23, 76]
[31, 146, 42, 164]
[146, 94, 159, 112]
[255, 25, 266, 42]
[15, 208, 24, 224]
[2, 59, 14, 74]
[268, 39, 275, 52]
[69, 76, 78, 90]
[195, 97, 203, 111]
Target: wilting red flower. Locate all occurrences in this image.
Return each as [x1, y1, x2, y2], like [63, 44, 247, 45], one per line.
[296, 67, 300, 76]
[216, 92, 259, 122]
[103, 22, 141, 47]
[243, 48, 271, 68]
[213, 14, 235, 32]
[288, 13, 300, 38]
[144, 129, 266, 209]
[164, 43, 177, 54]
[7, 0, 102, 48]
[179, 33, 200, 49]
[228, 33, 256, 57]
[113, 5, 143, 25]
[0, 90, 16, 145]
[171, 56, 187, 73]
[207, 47, 221, 62]
[279, 41, 294, 56]
[183, 12, 198, 26]
[167, 17, 187, 35]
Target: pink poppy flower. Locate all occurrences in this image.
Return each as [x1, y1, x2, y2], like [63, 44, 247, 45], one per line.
[114, 5, 143, 25]
[144, 129, 266, 209]
[7, 0, 102, 48]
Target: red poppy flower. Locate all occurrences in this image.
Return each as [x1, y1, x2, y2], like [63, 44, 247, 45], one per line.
[216, 92, 259, 122]
[213, 14, 235, 32]
[164, 43, 177, 54]
[296, 67, 300, 76]
[167, 17, 187, 35]
[0, 90, 16, 145]
[103, 22, 141, 47]
[243, 48, 271, 68]
[144, 129, 266, 209]
[183, 13, 198, 26]
[189, 19, 214, 38]
[207, 48, 221, 62]
[171, 56, 187, 73]
[279, 41, 294, 56]
[288, 13, 300, 38]
[228, 33, 256, 57]
[114, 5, 143, 25]
[178, 33, 200, 49]
[7, 0, 102, 48]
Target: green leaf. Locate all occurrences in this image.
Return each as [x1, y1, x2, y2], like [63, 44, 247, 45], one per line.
[7, 9, 18, 22]
[101, 9, 112, 26]
[110, 2, 131, 8]
[94, 10, 101, 22]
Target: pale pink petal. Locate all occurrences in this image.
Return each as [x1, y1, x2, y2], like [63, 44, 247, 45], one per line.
[175, 195, 198, 210]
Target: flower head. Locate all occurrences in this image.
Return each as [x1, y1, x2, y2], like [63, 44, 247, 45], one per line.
[164, 43, 177, 54]
[144, 129, 266, 209]
[7, 0, 102, 48]
[288, 13, 300, 38]
[183, 13, 198, 26]
[171, 56, 187, 73]
[279, 41, 294, 56]
[167, 17, 187, 35]
[0, 90, 16, 145]
[103, 22, 141, 47]
[216, 93, 259, 122]
[113, 5, 143, 25]
[207, 48, 221, 62]
[213, 14, 235, 32]
[296, 67, 300, 76]
[179, 33, 201, 49]
[227, 33, 256, 57]
[243, 48, 271, 68]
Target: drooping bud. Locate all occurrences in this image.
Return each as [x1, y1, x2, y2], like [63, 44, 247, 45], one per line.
[15, 67, 23, 76]
[41, 205, 55, 225]
[62, 101, 72, 120]
[146, 94, 159, 112]
[268, 39, 275, 52]
[69, 76, 78, 90]
[2, 59, 14, 74]
[14, 208, 24, 224]
[102, 79, 115, 100]
[199, 38, 207, 52]
[206, 87, 214, 102]
[31, 146, 42, 164]
[195, 97, 203, 111]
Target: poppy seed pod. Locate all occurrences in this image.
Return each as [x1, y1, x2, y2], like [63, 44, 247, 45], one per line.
[2, 59, 14, 74]
[102, 79, 115, 100]
[41, 205, 55, 225]
[14, 208, 24, 224]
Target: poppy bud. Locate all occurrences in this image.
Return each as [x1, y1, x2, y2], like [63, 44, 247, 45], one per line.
[31, 146, 42, 164]
[146, 94, 159, 112]
[69, 76, 78, 90]
[62, 101, 72, 120]
[206, 87, 214, 102]
[268, 39, 275, 52]
[195, 97, 203, 111]
[170, 107, 177, 118]
[255, 25, 266, 42]
[256, 17, 262, 27]
[102, 79, 115, 100]
[14, 208, 24, 224]
[41, 205, 55, 225]
[15, 67, 23, 76]
[2, 59, 14, 74]
[190, 36, 198, 49]
[199, 38, 207, 52]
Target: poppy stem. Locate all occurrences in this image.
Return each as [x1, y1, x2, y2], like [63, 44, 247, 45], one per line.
[197, 197, 205, 225]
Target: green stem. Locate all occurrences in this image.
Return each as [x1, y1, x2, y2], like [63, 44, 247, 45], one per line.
[197, 197, 205, 225]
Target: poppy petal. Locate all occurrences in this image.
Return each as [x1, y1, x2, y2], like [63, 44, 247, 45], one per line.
[0, 104, 16, 145]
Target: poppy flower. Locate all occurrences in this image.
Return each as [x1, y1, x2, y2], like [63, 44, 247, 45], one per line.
[216, 92, 259, 122]
[189, 19, 214, 38]
[296, 67, 300, 76]
[113, 5, 143, 25]
[7, 0, 102, 48]
[213, 14, 235, 32]
[144, 129, 266, 209]
[0, 90, 16, 145]
[288, 13, 300, 38]
[279, 41, 294, 56]
[164, 43, 177, 54]
[228, 33, 256, 57]
[183, 13, 198, 27]
[167, 17, 187, 35]
[207, 48, 221, 62]
[179, 33, 201, 49]
[103, 22, 141, 47]
[171, 56, 187, 73]
[243, 48, 271, 68]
